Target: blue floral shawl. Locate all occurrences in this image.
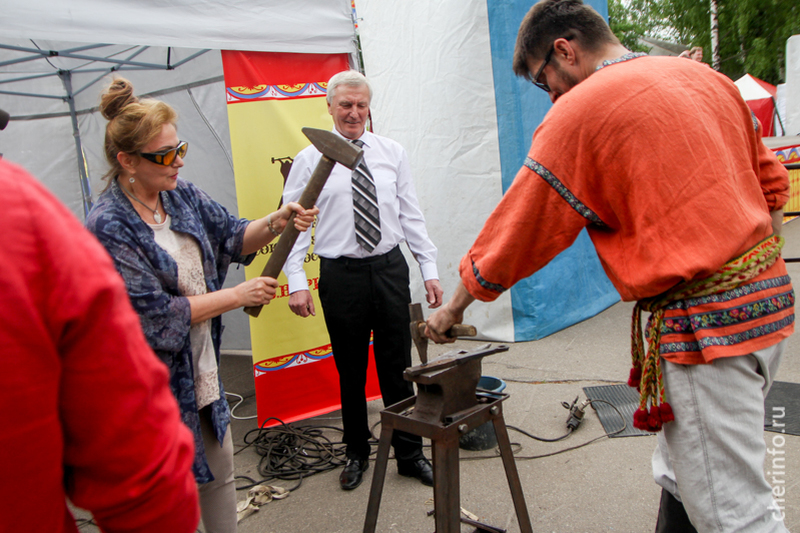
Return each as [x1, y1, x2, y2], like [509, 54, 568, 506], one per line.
[86, 177, 253, 483]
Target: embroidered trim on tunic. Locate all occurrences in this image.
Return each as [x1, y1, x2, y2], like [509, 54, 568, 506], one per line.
[666, 275, 791, 308]
[661, 290, 794, 335]
[750, 110, 760, 133]
[524, 158, 606, 226]
[472, 259, 507, 294]
[660, 313, 795, 354]
[596, 52, 648, 71]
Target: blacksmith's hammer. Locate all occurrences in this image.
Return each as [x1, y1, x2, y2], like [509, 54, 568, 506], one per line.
[409, 302, 477, 364]
[244, 128, 363, 317]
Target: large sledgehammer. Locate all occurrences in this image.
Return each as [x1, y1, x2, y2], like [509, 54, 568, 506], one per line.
[243, 128, 363, 317]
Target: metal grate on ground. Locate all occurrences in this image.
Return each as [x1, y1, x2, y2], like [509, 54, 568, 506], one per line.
[765, 381, 800, 436]
[583, 384, 655, 438]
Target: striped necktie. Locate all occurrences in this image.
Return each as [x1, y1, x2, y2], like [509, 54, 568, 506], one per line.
[351, 139, 381, 251]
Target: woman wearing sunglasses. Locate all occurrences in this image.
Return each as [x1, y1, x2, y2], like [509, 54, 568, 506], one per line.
[86, 78, 317, 533]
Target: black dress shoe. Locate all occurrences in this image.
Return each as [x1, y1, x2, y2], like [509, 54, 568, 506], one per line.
[339, 457, 369, 490]
[397, 457, 434, 487]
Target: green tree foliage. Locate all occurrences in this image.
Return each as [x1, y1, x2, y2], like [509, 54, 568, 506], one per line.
[611, 0, 800, 84]
[608, 0, 653, 52]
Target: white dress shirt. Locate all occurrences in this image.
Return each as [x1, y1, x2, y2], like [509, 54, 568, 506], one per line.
[283, 129, 439, 294]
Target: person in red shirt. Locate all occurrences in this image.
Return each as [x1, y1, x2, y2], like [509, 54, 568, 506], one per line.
[427, 1, 791, 531]
[0, 158, 199, 532]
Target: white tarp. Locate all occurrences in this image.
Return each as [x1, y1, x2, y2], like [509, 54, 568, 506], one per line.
[356, 0, 515, 340]
[787, 35, 800, 136]
[0, 0, 358, 214]
[0, 0, 354, 53]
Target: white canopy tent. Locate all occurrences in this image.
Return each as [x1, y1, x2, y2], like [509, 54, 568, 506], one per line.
[1, 0, 355, 54]
[0, 1, 358, 351]
[734, 73, 783, 136]
[0, 1, 356, 217]
[0, 42, 227, 216]
[0, 0, 619, 350]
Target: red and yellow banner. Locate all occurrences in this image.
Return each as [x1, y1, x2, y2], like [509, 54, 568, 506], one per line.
[221, 51, 382, 426]
[769, 141, 800, 220]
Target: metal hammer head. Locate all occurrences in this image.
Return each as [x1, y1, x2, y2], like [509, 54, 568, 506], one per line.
[303, 127, 363, 170]
[409, 303, 428, 364]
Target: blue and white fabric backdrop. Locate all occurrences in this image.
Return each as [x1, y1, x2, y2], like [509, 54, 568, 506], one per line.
[357, 0, 619, 342]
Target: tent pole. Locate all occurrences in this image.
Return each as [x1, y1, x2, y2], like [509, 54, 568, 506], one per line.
[58, 70, 93, 218]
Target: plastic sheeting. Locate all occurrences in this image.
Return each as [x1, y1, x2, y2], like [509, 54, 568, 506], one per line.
[0, 0, 355, 53]
[786, 35, 800, 136]
[0, 0, 357, 213]
[0, 49, 255, 349]
[0, 43, 232, 216]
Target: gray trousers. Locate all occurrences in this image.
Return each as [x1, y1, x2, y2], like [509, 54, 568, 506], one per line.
[199, 410, 237, 533]
[653, 339, 789, 532]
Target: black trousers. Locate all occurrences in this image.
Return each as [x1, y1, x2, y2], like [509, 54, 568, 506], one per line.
[655, 488, 698, 533]
[318, 246, 423, 461]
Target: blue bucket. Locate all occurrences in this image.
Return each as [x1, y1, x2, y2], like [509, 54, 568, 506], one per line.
[458, 376, 507, 451]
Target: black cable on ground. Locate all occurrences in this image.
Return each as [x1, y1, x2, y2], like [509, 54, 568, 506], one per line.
[507, 424, 574, 443]
[235, 417, 368, 492]
[235, 398, 628, 492]
[461, 398, 629, 461]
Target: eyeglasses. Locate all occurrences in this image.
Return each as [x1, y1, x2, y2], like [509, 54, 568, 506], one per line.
[140, 140, 188, 166]
[528, 37, 573, 93]
[529, 46, 555, 92]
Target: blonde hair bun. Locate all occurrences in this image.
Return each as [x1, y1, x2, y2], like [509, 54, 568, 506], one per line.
[100, 78, 138, 121]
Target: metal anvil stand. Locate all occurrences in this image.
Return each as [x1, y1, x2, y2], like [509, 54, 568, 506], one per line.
[363, 344, 533, 533]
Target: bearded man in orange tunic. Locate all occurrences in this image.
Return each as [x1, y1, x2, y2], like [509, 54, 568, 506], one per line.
[428, 1, 792, 531]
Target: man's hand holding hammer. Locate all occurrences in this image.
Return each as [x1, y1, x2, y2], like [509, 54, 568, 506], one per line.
[425, 280, 475, 344]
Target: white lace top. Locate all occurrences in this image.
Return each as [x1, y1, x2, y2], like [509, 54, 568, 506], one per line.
[150, 215, 220, 410]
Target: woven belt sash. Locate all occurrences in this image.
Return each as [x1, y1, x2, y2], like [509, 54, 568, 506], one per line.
[628, 235, 784, 432]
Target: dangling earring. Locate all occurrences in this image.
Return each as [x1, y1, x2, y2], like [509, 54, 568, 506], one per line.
[129, 177, 135, 184]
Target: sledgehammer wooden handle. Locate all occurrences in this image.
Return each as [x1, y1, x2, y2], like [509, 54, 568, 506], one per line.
[243, 156, 334, 318]
[418, 323, 477, 338]
[243, 127, 363, 318]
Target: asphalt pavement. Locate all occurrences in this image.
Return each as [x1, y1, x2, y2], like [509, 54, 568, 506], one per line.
[71, 219, 800, 533]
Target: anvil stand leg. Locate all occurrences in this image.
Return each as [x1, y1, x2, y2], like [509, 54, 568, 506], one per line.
[363, 413, 462, 533]
[363, 424, 394, 533]
[494, 416, 533, 533]
[364, 400, 534, 533]
[432, 434, 461, 532]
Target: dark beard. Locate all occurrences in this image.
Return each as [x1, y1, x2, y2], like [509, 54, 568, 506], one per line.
[551, 62, 581, 99]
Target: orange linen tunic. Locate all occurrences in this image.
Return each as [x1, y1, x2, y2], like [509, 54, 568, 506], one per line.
[461, 55, 793, 365]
